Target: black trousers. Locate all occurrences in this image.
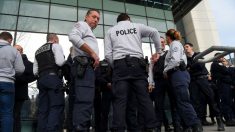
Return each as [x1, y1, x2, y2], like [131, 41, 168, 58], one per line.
[189, 77, 221, 119]
[150, 79, 181, 128]
[13, 100, 24, 132]
[112, 58, 156, 132]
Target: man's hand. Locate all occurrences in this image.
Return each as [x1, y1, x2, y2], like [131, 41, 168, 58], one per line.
[151, 53, 160, 63]
[91, 52, 99, 68]
[148, 84, 154, 93]
[163, 72, 168, 79]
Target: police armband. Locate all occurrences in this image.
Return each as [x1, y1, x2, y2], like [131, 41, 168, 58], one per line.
[73, 56, 89, 78]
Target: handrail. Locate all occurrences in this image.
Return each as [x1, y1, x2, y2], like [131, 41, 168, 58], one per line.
[194, 46, 235, 63]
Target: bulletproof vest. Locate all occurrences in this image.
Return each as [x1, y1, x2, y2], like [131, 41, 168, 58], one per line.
[187, 52, 208, 77]
[35, 43, 58, 74]
[153, 51, 168, 80]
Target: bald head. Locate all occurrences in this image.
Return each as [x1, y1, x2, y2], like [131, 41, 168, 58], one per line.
[14, 45, 23, 54]
[46, 33, 59, 43]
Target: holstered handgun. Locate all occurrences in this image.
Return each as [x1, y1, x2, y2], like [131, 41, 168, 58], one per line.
[73, 56, 89, 78]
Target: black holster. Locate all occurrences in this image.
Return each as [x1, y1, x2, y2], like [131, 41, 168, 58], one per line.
[73, 56, 89, 78]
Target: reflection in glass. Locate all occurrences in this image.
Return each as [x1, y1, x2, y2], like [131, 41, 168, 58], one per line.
[78, 8, 103, 24]
[104, 26, 112, 35]
[104, 11, 119, 25]
[166, 21, 175, 30]
[50, 4, 77, 21]
[49, 20, 74, 35]
[129, 15, 147, 25]
[0, 15, 17, 30]
[18, 17, 48, 32]
[20, 0, 49, 18]
[126, 3, 146, 16]
[78, 0, 102, 9]
[103, 0, 125, 12]
[0, 0, 19, 15]
[51, 0, 77, 6]
[148, 18, 167, 32]
[93, 25, 104, 38]
[164, 10, 174, 20]
[146, 7, 164, 19]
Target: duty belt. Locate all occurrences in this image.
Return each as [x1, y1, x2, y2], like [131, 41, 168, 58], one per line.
[39, 70, 57, 77]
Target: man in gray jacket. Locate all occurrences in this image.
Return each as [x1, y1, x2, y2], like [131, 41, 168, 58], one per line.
[0, 31, 25, 132]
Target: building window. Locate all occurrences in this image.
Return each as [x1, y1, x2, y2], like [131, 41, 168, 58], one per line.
[146, 7, 165, 19]
[50, 4, 77, 21]
[51, 0, 77, 6]
[20, 0, 49, 18]
[125, 3, 146, 16]
[103, 0, 125, 12]
[17, 17, 48, 32]
[78, 0, 102, 9]
[0, 0, 20, 15]
[49, 20, 74, 34]
[0, 15, 17, 30]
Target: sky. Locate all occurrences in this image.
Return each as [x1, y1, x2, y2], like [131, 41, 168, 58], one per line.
[209, 0, 235, 46]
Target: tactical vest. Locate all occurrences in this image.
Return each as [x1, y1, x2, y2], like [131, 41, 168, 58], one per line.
[153, 51, 168, 80]
[35, 43, 58, 74]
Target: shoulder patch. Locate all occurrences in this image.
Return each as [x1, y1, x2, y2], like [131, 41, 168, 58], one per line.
[173, 46, 178, 52]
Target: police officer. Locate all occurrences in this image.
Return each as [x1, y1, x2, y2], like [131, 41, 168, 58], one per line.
[163, 29, 202, 132]
[184, 43, 225, 131]
[33, 33, 65, 132]
[211, 53, 235, 126]
[105, 13, 161, 132]
[13, 45, 36, 132]
[94, 59, 113, 132]
[151, 37, 180, 132]
[68, 9, 100, 131]
[0, 32, 25, 132]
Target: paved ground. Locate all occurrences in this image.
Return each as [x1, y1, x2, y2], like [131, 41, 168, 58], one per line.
[203, 126, 234, 132]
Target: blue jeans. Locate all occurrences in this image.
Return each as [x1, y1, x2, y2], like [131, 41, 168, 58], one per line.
[0, 82, 15, 132]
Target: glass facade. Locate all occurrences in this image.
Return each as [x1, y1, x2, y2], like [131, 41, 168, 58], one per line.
[0, 0, 175, 123]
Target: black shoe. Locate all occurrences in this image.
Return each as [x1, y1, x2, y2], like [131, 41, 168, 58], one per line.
[201, 118, 213, 126]
[192, 124, 203, 132]
[225, 119, 235, 126]
[216, 117, 225, 131]
[211, 117, 216, 125]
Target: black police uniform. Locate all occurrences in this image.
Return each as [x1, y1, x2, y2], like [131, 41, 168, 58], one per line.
[14, 54, 36, 132]
[211, 60, 235, 125]
[94, 60, 113, 132]
[35, 43, 65, 132]
[187, 52, 223, 127]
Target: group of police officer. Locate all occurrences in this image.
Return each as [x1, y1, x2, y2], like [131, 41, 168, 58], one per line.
[27, 8, 235, 132]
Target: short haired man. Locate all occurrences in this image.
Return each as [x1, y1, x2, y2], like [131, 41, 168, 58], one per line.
[13, 45, 36, 132]
[33, 33, 65, 132]
[0, 32, 25, 132]
[105, 13, 161, 132]
[68, 9, 100, 131]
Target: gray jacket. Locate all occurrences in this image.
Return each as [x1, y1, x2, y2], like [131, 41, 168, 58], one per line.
[0, 39, 25, 83]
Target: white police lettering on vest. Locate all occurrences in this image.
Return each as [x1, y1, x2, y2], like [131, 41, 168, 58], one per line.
[116, 28, 137, 36]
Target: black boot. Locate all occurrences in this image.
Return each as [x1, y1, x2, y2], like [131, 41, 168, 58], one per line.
[201, 118, 213, 126]
[216, 117, 225, 131]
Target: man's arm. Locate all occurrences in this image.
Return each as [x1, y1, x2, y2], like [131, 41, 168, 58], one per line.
[104, 30, 113, 66]
[52, 44, 65, 66]
[139, 24, 161, 62]
[33, 57, 38, 75]
[14, 51, 25, 75]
